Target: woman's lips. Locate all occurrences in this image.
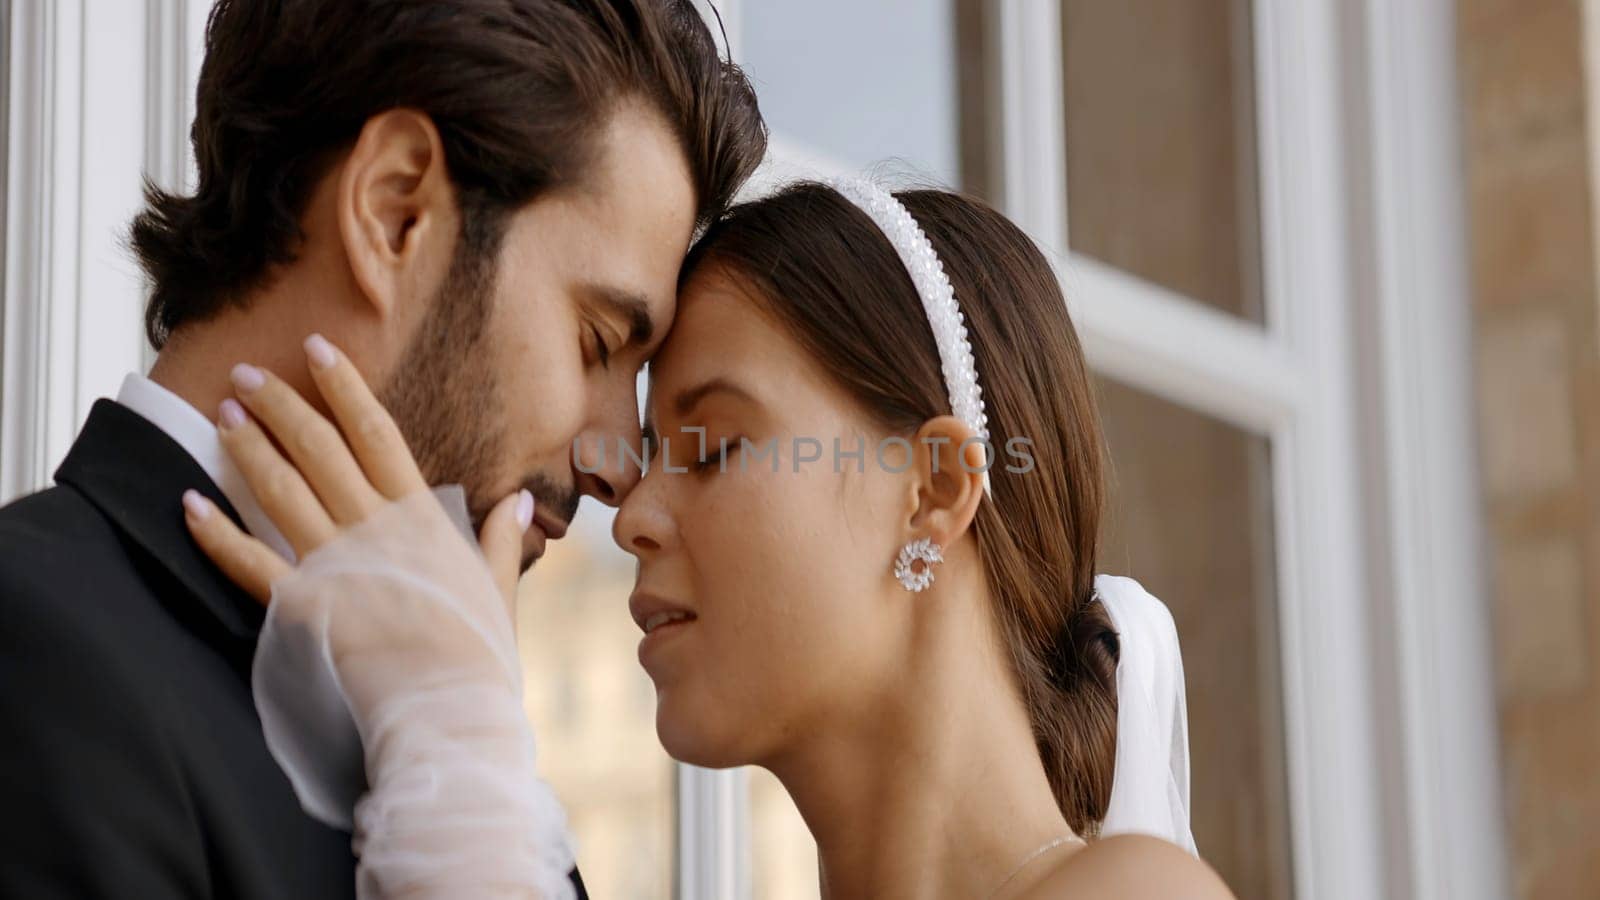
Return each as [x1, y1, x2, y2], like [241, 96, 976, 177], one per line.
[642, 609, 695, 633]
[631, 591, 698, 669]
[629, 591, 695, 633]
[637, 614, 695, 669]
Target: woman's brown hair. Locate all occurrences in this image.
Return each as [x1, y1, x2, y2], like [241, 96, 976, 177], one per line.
[683, 182, 1119, 834]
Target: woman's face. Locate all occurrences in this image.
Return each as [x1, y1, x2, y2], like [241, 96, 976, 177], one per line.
[613, 263, 913, 768]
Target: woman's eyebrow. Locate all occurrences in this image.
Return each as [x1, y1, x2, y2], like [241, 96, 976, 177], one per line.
[642, 376, 758, 449]
[673, 376, 758, 417]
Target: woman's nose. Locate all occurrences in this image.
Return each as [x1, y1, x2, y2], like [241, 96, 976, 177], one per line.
[612, 473, 669, 557]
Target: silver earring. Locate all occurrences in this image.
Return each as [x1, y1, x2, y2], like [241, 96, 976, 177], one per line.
[894, 537, 943, 592]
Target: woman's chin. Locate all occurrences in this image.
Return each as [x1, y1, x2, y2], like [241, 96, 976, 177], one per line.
[655, 701, 755, 769]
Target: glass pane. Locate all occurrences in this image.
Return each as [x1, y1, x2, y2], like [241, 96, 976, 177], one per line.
[749, 767, 820, 900]
[1061, 1, 1265, 322]
[740, 0, 962, 186]
[1095, 377, 1291, 899]
[519, 507, 675, 900]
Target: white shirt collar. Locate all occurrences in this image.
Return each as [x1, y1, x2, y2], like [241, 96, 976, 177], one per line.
[117, 372, 297, 562]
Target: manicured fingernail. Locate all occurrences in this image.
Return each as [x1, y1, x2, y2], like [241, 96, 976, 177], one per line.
[304, 334, 336, 371]
[182, 489, 213, 521]
[515, 490, 535, 531]
[230, 363, 265, 393]
[219, 398, 247, 429]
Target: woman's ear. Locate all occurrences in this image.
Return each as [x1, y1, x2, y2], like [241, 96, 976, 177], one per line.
[336, 109, 456, 321]
[903, 415, 987, 547]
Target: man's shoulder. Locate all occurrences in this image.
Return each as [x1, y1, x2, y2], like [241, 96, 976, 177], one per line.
[0, 483, 133, 609]
[4, 482, 118, 598]
[0, 486, 211, 791]
[0, 482, 116, 557]
[1, 488, 241, 898]
[0, 484, 176, 679]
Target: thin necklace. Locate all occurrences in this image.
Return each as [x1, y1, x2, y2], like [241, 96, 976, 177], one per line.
[986, 834, 1085, 899]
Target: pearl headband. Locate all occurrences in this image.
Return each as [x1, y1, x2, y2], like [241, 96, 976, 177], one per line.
[829, 179, 993, 495]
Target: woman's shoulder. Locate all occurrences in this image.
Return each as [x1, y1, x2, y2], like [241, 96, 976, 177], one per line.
[1018, 834, 1235, 900]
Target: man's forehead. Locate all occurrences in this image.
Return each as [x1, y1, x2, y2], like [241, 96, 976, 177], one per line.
[581, 102, 698, 240]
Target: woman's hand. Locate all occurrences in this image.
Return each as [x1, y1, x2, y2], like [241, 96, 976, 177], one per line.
[180, 333, 533, 609]
[181, 335, 578, 898]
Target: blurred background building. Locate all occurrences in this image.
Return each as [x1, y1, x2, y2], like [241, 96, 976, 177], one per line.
[1, 1, 1594, 898]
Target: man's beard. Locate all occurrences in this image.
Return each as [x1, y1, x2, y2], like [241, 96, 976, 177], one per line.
[377, 239, 569, 532]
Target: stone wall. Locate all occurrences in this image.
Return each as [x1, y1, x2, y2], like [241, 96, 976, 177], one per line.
[1458, 0, 1600, 895]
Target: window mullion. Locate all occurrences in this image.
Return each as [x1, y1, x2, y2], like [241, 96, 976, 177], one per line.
[994, 0, 1068, 255]
[676, 765, 750, 900]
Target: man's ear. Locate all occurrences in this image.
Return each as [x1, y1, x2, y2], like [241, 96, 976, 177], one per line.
[336, 109, 456, 321]
[902, 415, 987, 547]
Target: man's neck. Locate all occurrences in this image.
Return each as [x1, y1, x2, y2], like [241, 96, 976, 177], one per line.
[145, 261, 391, 421]
[143, 234, 401, 419]
[149, 316, 324, 425]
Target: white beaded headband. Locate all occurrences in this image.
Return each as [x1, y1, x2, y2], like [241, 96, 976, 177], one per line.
[829, 179, 993, 496]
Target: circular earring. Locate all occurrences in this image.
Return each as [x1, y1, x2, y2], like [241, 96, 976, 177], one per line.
[894, 537, 944, 593]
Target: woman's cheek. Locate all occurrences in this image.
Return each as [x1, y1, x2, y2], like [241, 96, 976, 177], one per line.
[688, 479, 789, 647]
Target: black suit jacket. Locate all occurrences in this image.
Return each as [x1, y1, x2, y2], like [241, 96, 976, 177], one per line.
[0, 400, 587, 898]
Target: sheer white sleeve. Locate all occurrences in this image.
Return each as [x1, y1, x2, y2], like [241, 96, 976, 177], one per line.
[1094, 574, 1198, 855]
[251, 486, 576, 900]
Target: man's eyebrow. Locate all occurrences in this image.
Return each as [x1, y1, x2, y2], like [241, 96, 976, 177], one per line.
[586, 284, 656, 346]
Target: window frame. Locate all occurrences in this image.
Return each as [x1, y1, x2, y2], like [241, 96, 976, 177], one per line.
[994, 2, 1507, 897]
[1, 0, 196, 504]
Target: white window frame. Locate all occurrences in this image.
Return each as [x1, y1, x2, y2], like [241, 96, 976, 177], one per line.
[1, 0, 200, 504]
[1008, 2, 1506, 898]
[1346, 1, 1508, 896]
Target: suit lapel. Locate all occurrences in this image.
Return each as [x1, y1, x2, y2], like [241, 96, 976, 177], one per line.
[54, 399, 265, 650]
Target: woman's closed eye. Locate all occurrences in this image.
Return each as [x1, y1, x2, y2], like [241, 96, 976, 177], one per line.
[691, 434, 742, 474]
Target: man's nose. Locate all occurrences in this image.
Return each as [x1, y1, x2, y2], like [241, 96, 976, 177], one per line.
[573, 428, 644, 506]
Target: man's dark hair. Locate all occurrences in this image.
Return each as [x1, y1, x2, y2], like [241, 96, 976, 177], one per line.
[131, 0, 767, 349]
